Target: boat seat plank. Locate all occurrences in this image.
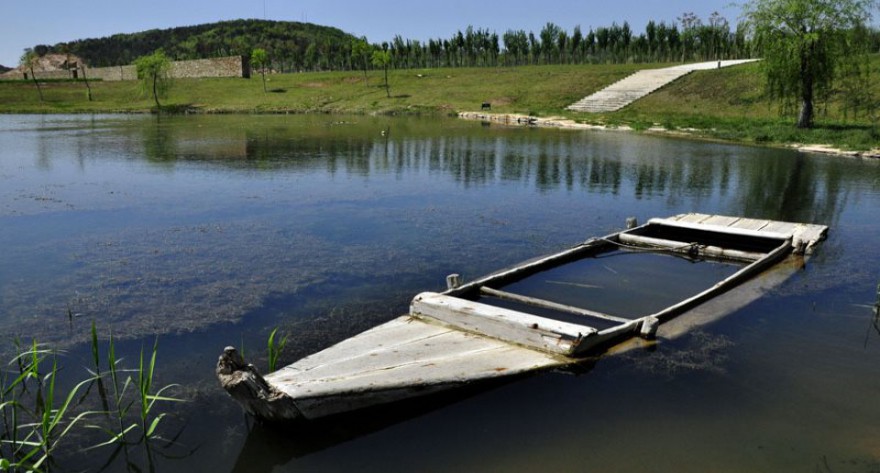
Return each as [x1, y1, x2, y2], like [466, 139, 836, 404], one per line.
[647, 217, 791, 241]
[669, 213, 826, 239]
[661, 214, 827, 250]
[411, 292, 598, 356]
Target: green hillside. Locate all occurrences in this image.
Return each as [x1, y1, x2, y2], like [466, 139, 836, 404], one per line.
[45, 19, 356, 70]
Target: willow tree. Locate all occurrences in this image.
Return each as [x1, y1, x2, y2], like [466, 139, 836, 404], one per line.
[742, 0, 878, 128]
[351, 37, 372, 85]
[371, 49, 391, 97]
[251, 48, 269, 92]
[19, 49, 44, 102]
[134, 50, 171, 108]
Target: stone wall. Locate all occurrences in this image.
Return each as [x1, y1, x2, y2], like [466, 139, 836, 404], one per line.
[170, 56, 249, 79]
[0, 55, 251, 82]
[1, 70, 75, 80]
[87, 55, 249, 82]
[86, 65, 137, 81]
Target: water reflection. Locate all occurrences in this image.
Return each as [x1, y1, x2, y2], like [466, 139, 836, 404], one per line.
[2, 114, 878, 350]
[736, 152, 847, 225]
[871, 283, 880, 341]
[228, 379, 520, 470]
[95, 115, 875, 228]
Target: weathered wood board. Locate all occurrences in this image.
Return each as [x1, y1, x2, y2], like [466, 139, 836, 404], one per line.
[410, 292, 598, 356]
[662, 213, 828, 252]
[264, 316, 566, 418]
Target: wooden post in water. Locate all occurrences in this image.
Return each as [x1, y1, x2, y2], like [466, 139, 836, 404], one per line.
[640, 316, 660, 339]
[216, 347, 302, 421]
[446, 273, 462, 290]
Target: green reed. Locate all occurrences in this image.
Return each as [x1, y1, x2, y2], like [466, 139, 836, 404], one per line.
[1, 324, 184, 472]
[267, 327, 288, 372]
[1, 341, 95, 471]
[136, 337, 182, 440]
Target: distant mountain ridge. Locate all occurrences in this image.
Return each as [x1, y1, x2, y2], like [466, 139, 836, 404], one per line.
[45, 19, 358, 71]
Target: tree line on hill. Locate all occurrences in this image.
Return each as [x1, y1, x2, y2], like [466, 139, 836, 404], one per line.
[17, 3, 880, 130]
[38, 19, 354, 70]
[34, 14, 880, 75]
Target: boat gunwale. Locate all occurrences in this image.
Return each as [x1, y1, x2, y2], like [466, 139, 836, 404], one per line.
[425, 219, 796, 356]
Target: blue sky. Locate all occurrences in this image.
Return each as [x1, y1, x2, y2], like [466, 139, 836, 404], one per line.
[1, 0, 742, 67]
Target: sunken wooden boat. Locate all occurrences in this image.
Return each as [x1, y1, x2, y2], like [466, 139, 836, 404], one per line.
[217, 213, 828, 421]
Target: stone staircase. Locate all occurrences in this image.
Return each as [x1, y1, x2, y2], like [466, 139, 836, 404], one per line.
[566, 59, 759, 113]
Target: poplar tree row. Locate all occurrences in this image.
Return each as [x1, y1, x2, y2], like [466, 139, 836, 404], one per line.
[381, 15, 751, 70]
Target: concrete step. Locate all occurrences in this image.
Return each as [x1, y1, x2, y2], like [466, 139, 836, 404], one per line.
[567, 59, 759, 113]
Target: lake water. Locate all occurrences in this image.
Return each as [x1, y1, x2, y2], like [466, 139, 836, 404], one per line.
[1, 114, 878, 472]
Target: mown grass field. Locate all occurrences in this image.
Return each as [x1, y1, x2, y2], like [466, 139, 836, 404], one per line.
[1, 58, 878, 151]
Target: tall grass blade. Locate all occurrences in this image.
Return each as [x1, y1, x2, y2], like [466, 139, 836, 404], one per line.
[90, 320, 101, 376]
[267, 327, 288, 372]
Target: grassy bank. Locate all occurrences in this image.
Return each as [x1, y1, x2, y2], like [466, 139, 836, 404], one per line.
[1, 60, 878, 151]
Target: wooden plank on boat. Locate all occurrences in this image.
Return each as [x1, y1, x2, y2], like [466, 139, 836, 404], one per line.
[665, 213, 827, 250]
[700, 215, 742, 227]
[268, 316, 456, 376]
[290, 338, 557, 418]
[272, 332, 554, 392]
[729, 217, 771, 231]
[411, 292, 597, 356]
[647, 217, 792, 242]
[673, 213, 711, 223]
[759, 220, 800, 235]
[263, 316, 566, 418]
[271, 325, 464, 382]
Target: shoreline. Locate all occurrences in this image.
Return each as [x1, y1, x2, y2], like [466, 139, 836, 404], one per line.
[2, 107, 877, 160]
[458, 111, 880, 160]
